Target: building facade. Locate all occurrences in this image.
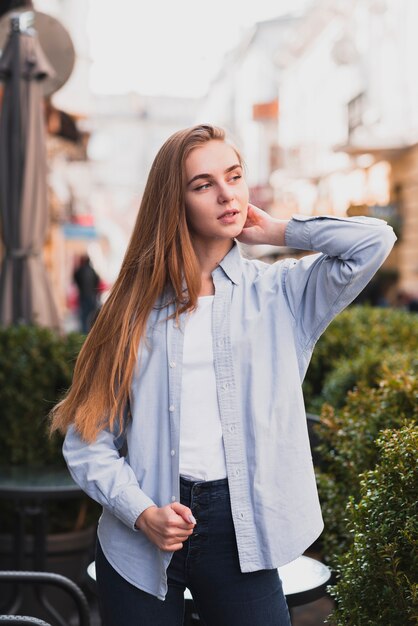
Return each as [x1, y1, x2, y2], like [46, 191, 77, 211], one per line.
[196, 15, 300, 205]
[276, 0, 418, 295]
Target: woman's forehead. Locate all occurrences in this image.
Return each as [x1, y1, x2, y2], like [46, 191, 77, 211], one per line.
[185, 141, 240, 176]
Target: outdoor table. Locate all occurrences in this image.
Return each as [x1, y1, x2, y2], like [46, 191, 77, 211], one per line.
[0, 466, 84, 618]
[87, 554, 331, 618]
[0, 466, 84, 571]
[276, 555, 331, 608]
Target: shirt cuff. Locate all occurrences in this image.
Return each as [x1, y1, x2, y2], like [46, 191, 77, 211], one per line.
[115, 485, 156, 531]
[284, 214, 389, 251]
[284, 216, 312, 250]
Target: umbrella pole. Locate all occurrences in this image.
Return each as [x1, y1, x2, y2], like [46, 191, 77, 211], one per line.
[0, 12, 60, 328]
[10, 16, 24, 323]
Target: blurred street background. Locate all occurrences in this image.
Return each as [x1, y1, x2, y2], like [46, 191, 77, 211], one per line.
[1, 0, 417, 333]
[0, 2, 417, 625]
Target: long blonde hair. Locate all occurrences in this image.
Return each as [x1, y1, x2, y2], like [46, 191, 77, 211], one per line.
[50, 124, 240, 442]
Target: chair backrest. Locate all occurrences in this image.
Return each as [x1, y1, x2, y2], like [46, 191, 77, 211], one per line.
[0, 618, 52, 625]
[0, 571, 90, 626]
[306, 412, 324, 468]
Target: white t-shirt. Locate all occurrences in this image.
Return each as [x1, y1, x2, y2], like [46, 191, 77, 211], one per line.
[179, 295, 227, 481]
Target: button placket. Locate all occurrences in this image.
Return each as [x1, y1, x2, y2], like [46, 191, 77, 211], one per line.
[166, 305, 184, 506]
[212, 271, 254, 556]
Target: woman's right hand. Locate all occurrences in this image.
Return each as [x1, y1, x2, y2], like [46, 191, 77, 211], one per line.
[135, 502, 196, 551]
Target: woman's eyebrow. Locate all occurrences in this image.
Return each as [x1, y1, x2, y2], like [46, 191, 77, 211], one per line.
[186, 164, 242, 187]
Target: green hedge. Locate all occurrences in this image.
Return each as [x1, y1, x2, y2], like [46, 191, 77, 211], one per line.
[0, 325, 84, 467]
[330, 423, 418, 625]
[304, 306, 418, 412]
[0, 325, 101, 533]
[315, 367, 418, 563]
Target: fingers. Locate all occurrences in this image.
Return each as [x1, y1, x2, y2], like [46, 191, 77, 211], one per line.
[136, 503, 197, 552]
[239, 207, 260, 231]
[170, 501, 196, 526]
[158, 524, 194, 552]
[246, 204, 264, 225]
[161, 541, 184, 552]
[158, 503, 195, 551]
[166, 518, 194, 539]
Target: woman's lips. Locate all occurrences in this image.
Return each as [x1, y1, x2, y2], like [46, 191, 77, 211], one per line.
[218, 210, 239, 224]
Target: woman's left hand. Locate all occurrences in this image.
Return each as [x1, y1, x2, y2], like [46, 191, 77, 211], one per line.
[236, 204, 288, 246]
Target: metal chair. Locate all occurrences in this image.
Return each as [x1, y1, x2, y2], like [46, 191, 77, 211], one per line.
[0, 571, 90, 626]
[0, 617, 52, 625]
[306, 412, 324, 468]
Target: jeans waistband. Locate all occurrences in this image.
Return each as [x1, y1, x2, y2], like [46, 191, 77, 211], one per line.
[179, 476, 229, 501]
[180, 476, 228, 489]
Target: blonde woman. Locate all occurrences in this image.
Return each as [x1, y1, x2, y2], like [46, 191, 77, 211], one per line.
[51, 124, 396, 626]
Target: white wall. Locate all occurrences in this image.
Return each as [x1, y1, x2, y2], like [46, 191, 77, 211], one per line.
[278, 0, 418, 183]
[196, 17, 299, 188]
[33, 0, 93, 114]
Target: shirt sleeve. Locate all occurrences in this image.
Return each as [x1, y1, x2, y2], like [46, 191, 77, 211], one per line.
[282, 215, 396, 374]
[63, 424, 156, 530]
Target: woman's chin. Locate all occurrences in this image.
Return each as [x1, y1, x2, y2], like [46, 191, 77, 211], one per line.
[224, 222, 245, 240]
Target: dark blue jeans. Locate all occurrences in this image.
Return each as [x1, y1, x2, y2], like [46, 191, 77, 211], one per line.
[96, 477, 291, 626]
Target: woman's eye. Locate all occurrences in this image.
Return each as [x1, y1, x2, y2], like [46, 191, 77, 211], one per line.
[194, 183, 211, 191]
[229, 174, 242, 182]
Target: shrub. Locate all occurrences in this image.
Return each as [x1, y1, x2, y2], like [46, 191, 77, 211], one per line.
[303, 306, 418, 412]
[329, 423, 418, 625]
[0, 325, 84, 467]
[319, 348, 417, 410]
[0, 325, 98, 533]
[315, 366, 418, 562]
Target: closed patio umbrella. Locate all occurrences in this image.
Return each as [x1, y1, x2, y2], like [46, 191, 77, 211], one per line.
[0, 15, 60, 328]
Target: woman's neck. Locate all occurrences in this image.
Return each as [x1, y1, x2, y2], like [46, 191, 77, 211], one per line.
[192, 238, 234, 296]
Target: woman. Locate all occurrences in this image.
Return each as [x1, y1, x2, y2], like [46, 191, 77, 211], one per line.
[51, 124, 396, 626]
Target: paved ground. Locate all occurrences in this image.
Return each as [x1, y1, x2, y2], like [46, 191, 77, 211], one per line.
[292, 595, 335, 625]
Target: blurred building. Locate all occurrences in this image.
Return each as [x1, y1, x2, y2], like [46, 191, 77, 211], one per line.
[85, 92, 201, 283]
[196, 15, 300, 208]
[25, 0, 199, 325]
[276, 0, 418, 294]
[198, 0, 418, 295]
[45, 89, 200, 325]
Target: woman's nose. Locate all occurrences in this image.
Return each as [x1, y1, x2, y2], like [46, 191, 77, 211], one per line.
[218, 184, 234, 203]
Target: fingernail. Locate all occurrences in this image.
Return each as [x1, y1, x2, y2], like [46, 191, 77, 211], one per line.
[188, 514, 197, 524]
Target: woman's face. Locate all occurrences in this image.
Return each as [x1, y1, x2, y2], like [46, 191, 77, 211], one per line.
[184, 140, 249, 246]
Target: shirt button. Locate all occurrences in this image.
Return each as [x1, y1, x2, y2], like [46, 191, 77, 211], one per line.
[169, 405, 175, 412]
[239, 512, 245, 519]
[217, 339, 224, 348]
[222, 382, 229, 391]
[235, 468, 240, 477]
[169, 361, 176, 368]
[171, 449, 175, 456]
[229, 425, 235, 433]
[171, 496, 176, 502]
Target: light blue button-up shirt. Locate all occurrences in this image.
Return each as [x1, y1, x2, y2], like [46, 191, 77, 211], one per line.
[63, 215, 396, 600]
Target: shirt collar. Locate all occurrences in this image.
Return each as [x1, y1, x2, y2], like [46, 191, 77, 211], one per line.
[215, 241, 243, 285]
